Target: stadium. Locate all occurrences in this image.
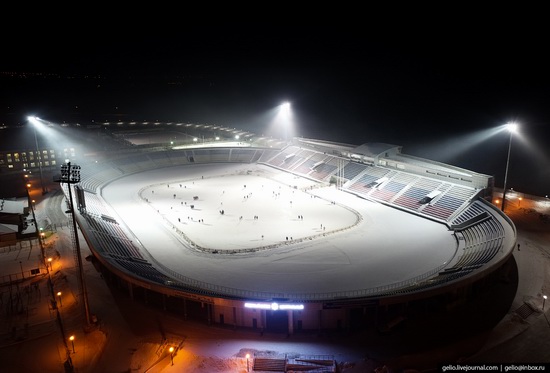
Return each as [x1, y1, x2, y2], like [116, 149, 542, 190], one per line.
[25, 119, 515, 336]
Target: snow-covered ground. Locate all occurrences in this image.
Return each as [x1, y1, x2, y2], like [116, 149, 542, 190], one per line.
[3, 168, 547, 373]
[100, 163, 455, 298]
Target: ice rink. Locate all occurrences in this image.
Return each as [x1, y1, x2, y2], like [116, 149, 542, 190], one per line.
[100, 163, 456, 297]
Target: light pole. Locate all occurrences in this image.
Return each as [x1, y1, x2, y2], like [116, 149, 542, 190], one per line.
[246, 353, 250, 372]
[169, 346, 174, 366]
[25, 177, 47, 271]
[28, 117, 47, 195]
[544, 295, 547, 311]
[69, 335, 75, 353]
[57, 291, 63, 307]
[279, 102, 291, 142]
[501, 122, 518, 212]
[55, 162, 92, 328]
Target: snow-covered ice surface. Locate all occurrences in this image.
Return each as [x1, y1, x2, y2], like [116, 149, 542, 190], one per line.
[100, 163, 455, 297]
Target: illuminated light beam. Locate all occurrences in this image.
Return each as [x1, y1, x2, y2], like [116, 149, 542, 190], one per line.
[280, 101, 290, 115]
[277, 101, 292, 141]
[410, 126, 504, 163]
[506, 124, 549, 168]
[26, 116, 47, 194]
[501, 122, 519, 212]
[265, 101, 294, 141]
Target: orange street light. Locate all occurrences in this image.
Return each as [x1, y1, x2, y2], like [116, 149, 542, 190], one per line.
[57, 291, 63, 307]
[169, 346, 175, 365]
[69, 335, 75, 353]
[246, 353, 250, 372]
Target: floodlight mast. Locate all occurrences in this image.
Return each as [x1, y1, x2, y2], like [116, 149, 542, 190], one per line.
[501, 123, 517, 212]
[28, 116, 47, 194]
[55, 162, 92, 328]
[24, 177, 46, 269]
[280, 102, 291, 141]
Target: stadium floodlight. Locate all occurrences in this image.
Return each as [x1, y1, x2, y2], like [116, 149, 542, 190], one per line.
[264, 101, 294, 141]
[278, 102, 292, 141]
[26, 116, 47, 194]
[280, 101, 290, 113]
[501, 122, 518, 212]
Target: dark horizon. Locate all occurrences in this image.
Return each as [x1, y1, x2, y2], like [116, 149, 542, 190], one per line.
[2, 22, 549, 196]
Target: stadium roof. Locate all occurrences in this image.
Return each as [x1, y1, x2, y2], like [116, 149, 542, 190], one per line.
[351, 143, 401, 158]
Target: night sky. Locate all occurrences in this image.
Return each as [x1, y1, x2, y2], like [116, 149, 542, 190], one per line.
[2, 18, 549, 196]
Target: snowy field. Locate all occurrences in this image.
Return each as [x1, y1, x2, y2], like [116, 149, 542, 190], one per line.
[100, 163, 456, 297]
[139, 172, 359, 251]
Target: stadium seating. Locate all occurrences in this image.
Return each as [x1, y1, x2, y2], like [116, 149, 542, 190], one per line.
[67, 145, 506, 299]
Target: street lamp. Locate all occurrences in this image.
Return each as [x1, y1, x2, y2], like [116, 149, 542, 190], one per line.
[501, 122, 518, 212]
[57, 291, 63, 307]
[544, 295, 547, 311]
[246, 353, 250, 372]
[69, 335, 75, 353]
[25, 177, 47, 272]
[169, 346, 175, 366]
[48, 257, 53, 271]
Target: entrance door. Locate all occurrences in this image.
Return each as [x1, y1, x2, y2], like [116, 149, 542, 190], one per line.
[266, 311, 288, 332]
